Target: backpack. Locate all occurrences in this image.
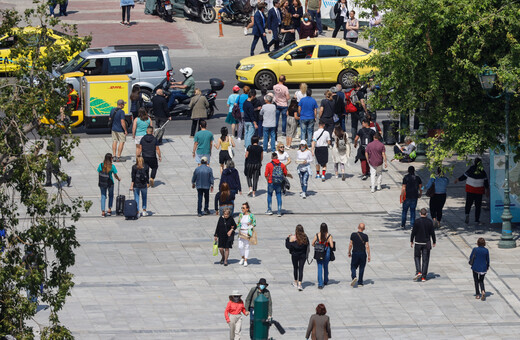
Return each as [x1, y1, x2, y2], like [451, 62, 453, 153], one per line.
[107, 108, 117, 129]
[345, 90, 358, 113]
[313, 234, 330, 261]
[136, 168, 147, 185]
[98, 171, 110, 188]
[337, 135, 347, 152]
[271, 161, 284, 184]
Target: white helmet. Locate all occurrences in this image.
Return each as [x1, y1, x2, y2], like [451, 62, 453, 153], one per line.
[180, 67, 193, 77]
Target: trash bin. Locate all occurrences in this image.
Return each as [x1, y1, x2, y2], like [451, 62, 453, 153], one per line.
[382, 120, 399, 145]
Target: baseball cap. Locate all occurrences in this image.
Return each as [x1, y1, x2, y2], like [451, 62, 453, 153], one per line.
[232, 85, 240, 92]
[117, 99, 126, 105]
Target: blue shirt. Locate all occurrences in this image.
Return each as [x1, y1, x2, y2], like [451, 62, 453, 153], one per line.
[298, 96, 318, 120]
[194, 129, 214, 155]
[238, 94, 248, 113]
[424, 176, 449, 194]
[191, 164, 214, 189]
[135, 118, 151, 137]
[111, 108, 126, 133]
[227, 93, 239, 113]
[470, 246, 490, 273]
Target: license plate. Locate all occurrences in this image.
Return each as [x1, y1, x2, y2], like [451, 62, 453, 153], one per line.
[165, 4, 172, 10]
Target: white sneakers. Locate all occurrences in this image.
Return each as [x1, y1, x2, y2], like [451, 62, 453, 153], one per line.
[239, 258, 244, 265]
[243, 261, 248, 267]
[244, 27, 248, 36]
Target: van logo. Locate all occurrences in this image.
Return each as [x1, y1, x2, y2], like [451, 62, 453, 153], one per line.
[109, 86, 122, 89]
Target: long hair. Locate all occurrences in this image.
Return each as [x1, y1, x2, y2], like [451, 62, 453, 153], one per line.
[136, 156, 144, 169]
[138, 107, 148, 121]
[220, 182, 230, 203]
[221, 126, 229, 141]
[130, 85, 140, 101]
[295, 224, 308, 245]
[334, 124, 345, 144]
[102, 153, 113, 173]
[319, 223, 328, 243]
[299, 82, 307, 94]
[293, 0, 302, 8]
[282, 10, 292, 26]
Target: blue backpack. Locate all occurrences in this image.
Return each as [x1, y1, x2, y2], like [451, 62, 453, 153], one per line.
[271, 161, 284, 184]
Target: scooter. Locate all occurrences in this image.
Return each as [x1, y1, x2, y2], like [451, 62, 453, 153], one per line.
[219, 0, 252, 25]
[156, 0, 175, 22]
[183, 0, 216, 24]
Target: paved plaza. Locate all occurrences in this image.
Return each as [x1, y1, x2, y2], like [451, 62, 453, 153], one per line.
[30, 133, 520, 339]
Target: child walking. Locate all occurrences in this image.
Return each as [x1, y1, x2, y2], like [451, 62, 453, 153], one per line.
[225, 290, 249, 340]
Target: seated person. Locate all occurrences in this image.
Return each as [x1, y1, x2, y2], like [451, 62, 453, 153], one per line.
[393, 136, 416, 162]
[66, 84, 80, 111]
[81, 59, 103, 75]
[168, 67, 195, 111]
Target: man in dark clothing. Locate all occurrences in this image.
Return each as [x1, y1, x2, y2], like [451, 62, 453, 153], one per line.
[245, 278, 272, 340]
[411, 208, 436, 281]
[243, 90, 259, 149]
[266, 0, 282, 50]
[401, 165, 422, 229]
[454, 158, 489, 225]
[348, 223, 371, 287]
[44, 136, 72, 187]
[250, 2, 268, 56]
[191, 156, 214, 217]
[335, 84, 347, 132]
[152, 89, 170, 144]
[354, 119, 376, 180]
[140, 126, 162, 188]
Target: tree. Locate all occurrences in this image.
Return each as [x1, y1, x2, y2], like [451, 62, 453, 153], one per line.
[0, 1, 91, 338]
[352, 0, 520, 166]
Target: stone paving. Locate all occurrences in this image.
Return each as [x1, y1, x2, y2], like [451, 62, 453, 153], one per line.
[31, 130, 520, 339]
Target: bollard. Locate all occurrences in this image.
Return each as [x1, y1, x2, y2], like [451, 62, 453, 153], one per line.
[253, 294, 269, 340]
[218, 12, 224, 37]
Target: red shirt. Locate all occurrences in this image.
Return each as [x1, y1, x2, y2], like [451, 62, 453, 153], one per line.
[264, 159, 288, 184]
[365, 139, 386, 167]
[225, 301, 247, 322]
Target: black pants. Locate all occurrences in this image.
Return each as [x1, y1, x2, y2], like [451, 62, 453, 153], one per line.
[465, 192, 483, 222]
[143, 157, 158, 179]
[332, 20, 346, 39]
[291, 255, 305, 282]
[429, 193, 447, 222]
[414, 244, 430, 278]
[267, 29, 280, 50]
[121, 5, 131, 22]
[197, 188, 209, 214]
[245, 163, 261, 191]
[472, 270, 486, 295]
[191, 119, 202, 137]
[351, 252, 367, 284]
[350, 111, 363, 138]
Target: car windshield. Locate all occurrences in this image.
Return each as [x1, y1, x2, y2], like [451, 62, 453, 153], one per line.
[59, 54, 86, 74]
[268, 42, 297, 59]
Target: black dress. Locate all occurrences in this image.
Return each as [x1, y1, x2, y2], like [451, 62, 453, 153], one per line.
[214, 216, 237, 248]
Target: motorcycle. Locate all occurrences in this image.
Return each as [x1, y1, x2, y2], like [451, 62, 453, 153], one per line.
[156, 0, 175, 22]
[219, 0, 252, 25]
[183, 0, 216, 24]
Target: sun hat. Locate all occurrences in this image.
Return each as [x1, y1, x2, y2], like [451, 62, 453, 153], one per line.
[230, 290, 242, 296]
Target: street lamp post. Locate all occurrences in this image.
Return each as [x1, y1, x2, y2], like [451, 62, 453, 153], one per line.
[479, 69, 516, 249]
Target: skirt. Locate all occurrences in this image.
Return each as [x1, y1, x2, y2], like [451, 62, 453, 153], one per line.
[286, 116, 298, 138]
[315, 146, 329, 166]
[244, 162, 262, 177]
[225, 111, 238, 125]
[219, 149, 231, 165]
[217, 231, 234, 248]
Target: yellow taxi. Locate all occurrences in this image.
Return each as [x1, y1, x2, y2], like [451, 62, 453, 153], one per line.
[236, 38, 376, 90]
[0, 26, 76, 73]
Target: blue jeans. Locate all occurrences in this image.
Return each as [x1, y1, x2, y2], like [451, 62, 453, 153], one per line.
[351, 252, 367, 284]
[317, 247, 330, 287]
[168, 90, 189, 110]
[244, 122, 256, 149]
[299, 169, 310, 193]
[100, 185, 114, 211]
[402, 198, 418, 228]
[300, 119, 315, 146]
[256, 119, 263, 138]
[339, 115, 346, 132]
[267, 182, 282, 214]
[263, 126, 276, 152]
[133, 187, 148, 211]
[276, 106, 288, 134]
[307, 9, 322, 33]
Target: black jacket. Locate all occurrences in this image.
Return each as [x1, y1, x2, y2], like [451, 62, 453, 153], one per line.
[285, 237, 309, 258]
[411, 217, 436, 244]
[131, 164, 150, 189]
[140, 134, 158, 158]
[220, 168, 242, 193]
[152, 94, 169, 118]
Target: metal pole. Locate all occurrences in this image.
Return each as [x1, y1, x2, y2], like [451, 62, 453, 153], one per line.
[498, 92, 516, 248]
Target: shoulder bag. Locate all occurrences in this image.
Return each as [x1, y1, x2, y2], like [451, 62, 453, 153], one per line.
[250, 228, 258, 245]
[232, 96, 242, 121]
[425, 179, 436, 198]
[227, 137, 235, 159]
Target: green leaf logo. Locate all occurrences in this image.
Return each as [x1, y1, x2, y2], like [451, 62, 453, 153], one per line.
[90, 97, 114, 116]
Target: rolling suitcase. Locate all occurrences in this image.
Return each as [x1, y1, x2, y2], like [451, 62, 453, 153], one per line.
[115, 181, 125, 216]
[154, 119, 170, 143]
[124, 189, 138, 220]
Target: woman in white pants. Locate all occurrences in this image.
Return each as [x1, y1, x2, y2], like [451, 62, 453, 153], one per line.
[237, 202, 256, 267]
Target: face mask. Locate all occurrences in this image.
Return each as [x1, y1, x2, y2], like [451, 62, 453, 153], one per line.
[259, 285, 266, 290]
[304, 18, 309, 22]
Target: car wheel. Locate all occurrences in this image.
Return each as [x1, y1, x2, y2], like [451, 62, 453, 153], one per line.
[339, 69, 358, 89]
[254, 70, 276, 90]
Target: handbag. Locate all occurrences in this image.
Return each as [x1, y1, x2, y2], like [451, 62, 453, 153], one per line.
[250, 228, 258, 245]
[232, 96, 242, 121]
[426, 180, 436, 198]
[228, 142, 234, 159]
[469, 250, 476, 266]
[212, 241, 218, 256]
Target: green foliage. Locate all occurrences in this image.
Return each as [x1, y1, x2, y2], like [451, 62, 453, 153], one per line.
[0, 1, 91, 338]
[89, 97, 113, 116]
[352, 0, 520, 167]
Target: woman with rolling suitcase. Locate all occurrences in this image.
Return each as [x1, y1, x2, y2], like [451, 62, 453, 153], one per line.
[98, 153, 121, 217]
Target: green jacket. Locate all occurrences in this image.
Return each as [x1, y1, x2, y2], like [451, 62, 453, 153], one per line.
[237, 212, 256, 229]
[245, 286, 272, 316]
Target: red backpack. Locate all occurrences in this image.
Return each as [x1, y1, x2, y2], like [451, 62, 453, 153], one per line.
[344, 89, 358, 113]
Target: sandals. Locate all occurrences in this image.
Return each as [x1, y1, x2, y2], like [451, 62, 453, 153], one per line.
[107, 210, 112, 216]
[475, 294, 480, 299]
[101, 211, 106, 218]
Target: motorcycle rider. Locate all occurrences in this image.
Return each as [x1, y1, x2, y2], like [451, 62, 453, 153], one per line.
[168, 67, 196, 111]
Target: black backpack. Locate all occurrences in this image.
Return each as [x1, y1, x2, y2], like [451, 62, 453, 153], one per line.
[136, 168, 147, 185]
[313, 234, 330, 261]
[98, 171, 110, 188]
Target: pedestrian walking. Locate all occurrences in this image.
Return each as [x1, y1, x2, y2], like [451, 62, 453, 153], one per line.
[215, 183, 236, 217]
[276, 142, 292, 194]
[332, 0, 348, 39]
[214, 208, 237, 266]
[245, 278, 272, 339]
[243, 89, 259, 149]
[423, 167, 449, 228]
[286, 98, 299, 148]
[305, 0, 323, 35]
[312, 223, 333, 289]
[140, 126, 161, 188]
[120, 0, 135, 26]
[365, 133, 387, 192]
[299, 13, 318, 39]
[348, 223, 370, 287]
[225, 290, 249, 340]
[220, 160, 242, 195]
[191, 156, 214, 217]
[265, 152, 288, 216]
[237, 202, 256, 267]
[411, 208, 436, 282]
[331, 125, 350, 180]
[236, 86, 250, 140]
[354, 119, 375, 180]
[312, 122, 331, 182]
[296, 140, 313, 198]
[254, 88, 267, 138]
[267, 0, 282, 50]
[345, 10, 359, 42]
[130, 156, 150, 217]
[215, 127, 236, 174]
[245, 136, 263, 197]
[286, 224, 309, 291]
[98, 153, 121, 217]
[250, 2, 269, 56]
[189, 88, 210, 137]
[298, 88, 318, 146]
[334, 84, 347, 132]
[110, 99, 128, 162]
[226, 85, 241, 137]
[260, 94, 277, 153]
[401, 166, 422, 229]
[151, 89, 170, 144]
[454, 158, 489, 225]
[305, 304, 331, 340]
[129, 85, 144, 120]
[132, 108, 152, 158]
[273, 75, 291, 137]
[319, 90, 336, 137]
[193, 120, 214, 165]
[44, 135, 72, 188]
[469, 237, 490, 301]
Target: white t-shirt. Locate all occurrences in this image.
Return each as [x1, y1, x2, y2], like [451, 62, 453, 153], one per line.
[295, 90, 306, 103]
[313, 129, 331, 148]
[277, 151, 290, 164]
[240, 214, 252, 232]
[296, 149, 313, 171]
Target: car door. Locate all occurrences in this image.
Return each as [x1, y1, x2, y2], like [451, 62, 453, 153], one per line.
[315, 45, 350, 82]
[278, 44, 316, 83]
